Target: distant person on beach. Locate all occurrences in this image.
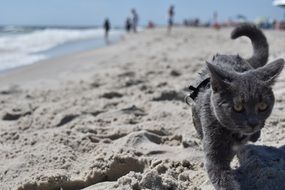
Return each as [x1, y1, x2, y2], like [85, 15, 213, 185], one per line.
[168, 5, 175, 34]
[125, 17, 132, 33]
[103, 18, 111, 44]
[131, 9, 139, 33]
[212, 11, 221, 30]
[147, 21, 155, 29]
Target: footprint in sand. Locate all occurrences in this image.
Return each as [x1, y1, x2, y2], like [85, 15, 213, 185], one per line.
[170, 69, 181, 77]
[101, 92, 123, 99]
[152, 90, 185, 102]
[2, 104, 34, 121]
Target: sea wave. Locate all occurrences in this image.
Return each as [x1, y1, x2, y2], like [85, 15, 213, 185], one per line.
[0, 28, 122, 71]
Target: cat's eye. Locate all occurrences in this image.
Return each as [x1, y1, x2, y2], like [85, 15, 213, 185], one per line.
[233, 103, 244, 112]
[257, 102, 268, 112]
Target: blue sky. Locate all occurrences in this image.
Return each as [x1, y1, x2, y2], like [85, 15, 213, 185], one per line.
[0, 0, 284, 26]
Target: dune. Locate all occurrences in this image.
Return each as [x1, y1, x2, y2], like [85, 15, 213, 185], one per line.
[0, 27, 285, 190]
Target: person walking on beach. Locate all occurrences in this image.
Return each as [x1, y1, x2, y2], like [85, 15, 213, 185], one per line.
[212, 11, 221, 30]
[125, 17, 132, 33]
[168, 5, 175, 34]
[103, 18, 111, 44]
[131, 9, 139, 33]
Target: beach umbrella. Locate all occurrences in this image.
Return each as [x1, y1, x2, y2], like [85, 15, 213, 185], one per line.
[255, 16, 268, 24]
[273, 0, 285, 7]
[236, 14, 247, 20]
[273, 0, 285, 20]
[236, 14, 247, 23]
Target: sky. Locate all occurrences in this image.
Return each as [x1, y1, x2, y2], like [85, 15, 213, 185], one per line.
[0, 0, 284, 26]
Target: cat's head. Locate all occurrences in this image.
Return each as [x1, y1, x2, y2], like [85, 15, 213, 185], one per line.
[207, 58, 284, 135]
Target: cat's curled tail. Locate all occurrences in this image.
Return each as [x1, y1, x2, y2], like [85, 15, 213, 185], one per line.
[231, 23, 269, 68]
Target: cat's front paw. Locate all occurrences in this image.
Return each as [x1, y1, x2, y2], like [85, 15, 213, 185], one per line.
[230, 179, 241, 190]
[211, 170, 240, 190]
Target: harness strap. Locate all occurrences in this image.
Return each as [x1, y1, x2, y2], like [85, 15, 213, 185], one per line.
[188, 77, 210, 101]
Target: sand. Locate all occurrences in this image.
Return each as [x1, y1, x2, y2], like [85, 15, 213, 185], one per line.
[0, 27, 285, 190]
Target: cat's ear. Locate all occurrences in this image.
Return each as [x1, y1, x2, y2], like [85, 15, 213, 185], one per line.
[255, 58, 284, 86]
[206, 62, 234, 92]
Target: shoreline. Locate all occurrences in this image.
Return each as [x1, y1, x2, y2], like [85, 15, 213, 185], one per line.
[0, 33, 126, 89]
[0, 27, 123, 77]
[1, 26, 283, 89]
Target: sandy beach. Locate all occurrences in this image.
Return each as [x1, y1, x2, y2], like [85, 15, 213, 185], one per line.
[1, 27, 285, 190]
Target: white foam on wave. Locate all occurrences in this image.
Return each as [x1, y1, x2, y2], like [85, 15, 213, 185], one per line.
[0, 28, 122, 71]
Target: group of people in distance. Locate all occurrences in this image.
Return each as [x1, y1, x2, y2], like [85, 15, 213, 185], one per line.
[103, 8, 139, 44]
[128, 9, 139, 33]
[103, 5, 176, 43]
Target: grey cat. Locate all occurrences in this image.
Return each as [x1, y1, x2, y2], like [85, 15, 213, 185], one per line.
[189, 23, 284, 190]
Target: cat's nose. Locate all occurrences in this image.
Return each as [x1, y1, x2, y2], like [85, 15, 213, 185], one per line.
[247, 117, 259, 128]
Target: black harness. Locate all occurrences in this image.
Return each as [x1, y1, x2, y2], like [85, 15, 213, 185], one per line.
[185, 77, 210, 104]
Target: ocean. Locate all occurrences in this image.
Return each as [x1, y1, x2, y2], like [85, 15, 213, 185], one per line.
[0, 26, 123, 71]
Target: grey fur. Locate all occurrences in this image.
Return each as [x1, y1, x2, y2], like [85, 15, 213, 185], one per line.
[231, 23, 269, 68]
[190, 24, 284, 190]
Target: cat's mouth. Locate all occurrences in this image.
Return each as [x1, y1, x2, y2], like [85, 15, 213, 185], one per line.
[240, 126, 261, 135]
[233, 124, 261, 135]
[241, 131, 257, 135]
